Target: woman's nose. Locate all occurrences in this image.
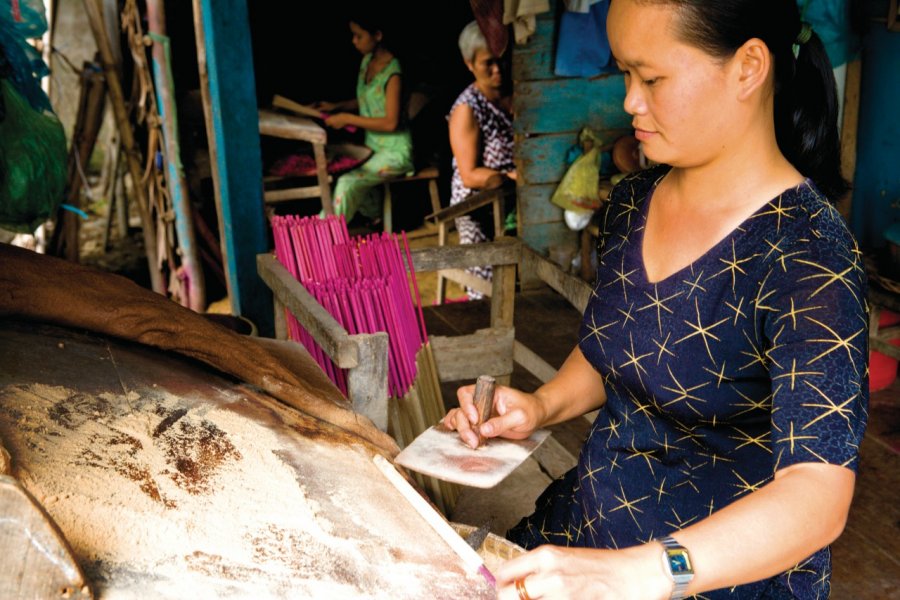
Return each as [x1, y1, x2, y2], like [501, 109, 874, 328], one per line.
[623, 80, 646, 116]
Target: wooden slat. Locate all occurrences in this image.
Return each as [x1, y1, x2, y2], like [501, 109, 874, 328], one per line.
[513, 76, 630, 135]
[531, 435, 577, 479]
[427, 186, 511, 223]
[837, 58, 861, 220]
[408, 239, 521, 272]
[491, 263, 517, 329]
[518, 183, 566, 225]
[436, 268, 492, 297]
[258, 109, 327, 144]
[520, 245, 592, 313]
[429, 328, 515, 382]
[511, 17, 555, 81]
[256, 254, 359, 367]
[513, 340, 558, 383]
[263, 186, 326, 203]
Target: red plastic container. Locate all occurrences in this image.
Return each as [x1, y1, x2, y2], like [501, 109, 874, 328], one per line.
[870, 309, 900, 392]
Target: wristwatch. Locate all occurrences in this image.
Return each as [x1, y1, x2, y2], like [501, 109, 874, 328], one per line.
[658, 535, 694, 600]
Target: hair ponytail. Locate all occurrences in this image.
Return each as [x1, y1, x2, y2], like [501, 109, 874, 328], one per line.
[659, 0, 848, 201]
[774, 28, 847, 200]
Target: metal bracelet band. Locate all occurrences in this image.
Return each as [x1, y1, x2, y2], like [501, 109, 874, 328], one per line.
[658, 536, 690, 600]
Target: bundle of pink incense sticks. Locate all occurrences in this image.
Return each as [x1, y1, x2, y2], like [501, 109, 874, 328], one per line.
[271, 215, 428, 398]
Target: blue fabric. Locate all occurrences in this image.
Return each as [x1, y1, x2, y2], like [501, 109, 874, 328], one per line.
[0, 0, 52, 113]
[554, 0, 615, 77]
[508, 166, 869, 599]
[799, 0, 857, 68]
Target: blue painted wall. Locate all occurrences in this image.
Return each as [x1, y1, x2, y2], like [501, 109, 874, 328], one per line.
[513, 5, 628, 256]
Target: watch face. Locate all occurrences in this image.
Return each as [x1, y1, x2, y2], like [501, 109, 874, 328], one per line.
[666, 549, 693, 574]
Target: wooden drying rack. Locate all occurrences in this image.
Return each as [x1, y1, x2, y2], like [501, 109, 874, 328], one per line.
[257, 238, 592, 511]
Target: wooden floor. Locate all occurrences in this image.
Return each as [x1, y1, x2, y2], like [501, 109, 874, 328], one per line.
[422, 288, 900, 600]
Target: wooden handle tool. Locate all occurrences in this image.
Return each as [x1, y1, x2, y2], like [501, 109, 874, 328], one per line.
[472, 375, 496, 448]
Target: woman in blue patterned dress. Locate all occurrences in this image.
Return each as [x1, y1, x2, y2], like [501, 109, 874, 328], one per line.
[448, 21, 517, 298]
[315, 12, 413, 224]
[443, 1, 867, 599]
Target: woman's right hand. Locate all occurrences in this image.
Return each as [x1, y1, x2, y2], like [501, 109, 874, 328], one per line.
[442, 384, 545, 449]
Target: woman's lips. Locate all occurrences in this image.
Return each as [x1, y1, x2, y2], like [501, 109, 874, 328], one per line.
[634, 128, 655, 141]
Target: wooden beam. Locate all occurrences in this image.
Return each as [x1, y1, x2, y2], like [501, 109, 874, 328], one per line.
[408, 238, 521, 272]
[195, 0, 271, 333]
[838, 58, 861, 220]
[256, 254, 359, 368]
[520, 244, 592, 313]
[429, 328, 515, 382]
[513, 340, 558, 383]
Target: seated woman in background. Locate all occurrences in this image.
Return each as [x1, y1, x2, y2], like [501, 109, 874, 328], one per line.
[448, 21, 517, 298]
[315, 11, 413, 226]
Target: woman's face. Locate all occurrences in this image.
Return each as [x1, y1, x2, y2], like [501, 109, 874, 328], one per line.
[350, 22, 380, 55]
[467, 48, 503, 91]
[607, 0, 737, 168]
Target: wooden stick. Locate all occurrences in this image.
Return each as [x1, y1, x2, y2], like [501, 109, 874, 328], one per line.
[82, 0, 164, 294]
[373, 455, 494, 586]
[272, 94, 323, 119]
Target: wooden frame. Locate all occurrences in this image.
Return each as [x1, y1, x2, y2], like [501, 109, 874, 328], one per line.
[256, 238, 592, 432]
[258, 109, 333, 213]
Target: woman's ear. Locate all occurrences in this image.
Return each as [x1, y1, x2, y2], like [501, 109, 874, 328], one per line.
[734, 38, 772, 101]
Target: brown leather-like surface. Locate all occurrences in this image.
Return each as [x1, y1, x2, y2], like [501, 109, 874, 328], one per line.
[0, 243, 398, 457]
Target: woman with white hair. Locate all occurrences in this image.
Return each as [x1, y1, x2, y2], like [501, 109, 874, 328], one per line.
[448, 20, 517, 298]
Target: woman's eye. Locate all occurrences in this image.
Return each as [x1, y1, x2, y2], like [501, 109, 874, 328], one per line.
[643, 78, 659, 86]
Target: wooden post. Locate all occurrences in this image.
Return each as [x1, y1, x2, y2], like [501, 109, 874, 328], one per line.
[346, 333, 390, 431]
[194, 0, 272, 334]
[147, 0, 206, 312]
[837, 58, 861, 221]
[81, 0, 164, 294]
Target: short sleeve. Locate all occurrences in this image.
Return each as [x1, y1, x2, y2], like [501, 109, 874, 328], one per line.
[762, 222, 868, 472]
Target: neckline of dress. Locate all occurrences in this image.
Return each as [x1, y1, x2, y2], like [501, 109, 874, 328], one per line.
[635, 174, 812, 287]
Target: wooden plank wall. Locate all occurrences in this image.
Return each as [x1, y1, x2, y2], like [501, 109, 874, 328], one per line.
[512, 3, 631, 259]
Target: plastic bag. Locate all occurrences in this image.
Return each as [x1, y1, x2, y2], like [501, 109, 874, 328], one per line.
[0, 78, 66, 232]
[551, 145, 603, 212]
[0, 0, 52, 113]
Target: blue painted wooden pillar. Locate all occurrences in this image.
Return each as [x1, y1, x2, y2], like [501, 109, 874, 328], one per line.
[198, 0, 273, 335]
[849, 7, 900, 249]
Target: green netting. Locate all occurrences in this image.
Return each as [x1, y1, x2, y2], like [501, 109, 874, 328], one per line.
[0, 78, 66, 233]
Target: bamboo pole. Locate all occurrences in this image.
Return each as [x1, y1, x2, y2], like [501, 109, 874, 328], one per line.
[82, 0, 164, 294]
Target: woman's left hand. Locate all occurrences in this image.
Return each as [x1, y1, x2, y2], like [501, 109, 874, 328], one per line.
[494, 543, 672, 600]
[324, 113, 353, 129]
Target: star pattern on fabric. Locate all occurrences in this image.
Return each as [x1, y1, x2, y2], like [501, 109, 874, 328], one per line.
[510, 167, 867, 599]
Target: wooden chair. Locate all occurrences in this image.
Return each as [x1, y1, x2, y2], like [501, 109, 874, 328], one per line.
[258, 109, 333, 213]
[426, 184, 515, 304]
[381, 165, 442, 234]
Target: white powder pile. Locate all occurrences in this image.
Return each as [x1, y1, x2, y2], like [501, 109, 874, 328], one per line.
[0, 378, 494, 599]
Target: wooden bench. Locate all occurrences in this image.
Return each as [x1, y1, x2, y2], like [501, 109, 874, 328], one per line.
[426, 184, 514, 304]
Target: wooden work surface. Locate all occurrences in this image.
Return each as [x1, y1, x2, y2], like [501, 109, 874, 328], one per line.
[258, 108, 327, 144]
[0, 320, 494, 599]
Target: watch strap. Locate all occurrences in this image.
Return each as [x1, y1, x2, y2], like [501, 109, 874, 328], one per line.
[658, 535, 692, 600]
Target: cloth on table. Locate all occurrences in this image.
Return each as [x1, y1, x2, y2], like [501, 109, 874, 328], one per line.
[448, 84, 515, 299]
[508, 165, 869, 599]
[325, 53, 413, 222]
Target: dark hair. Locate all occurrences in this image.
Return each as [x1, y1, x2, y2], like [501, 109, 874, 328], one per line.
[347, 4, 398, 54]
[646, 0, 847, 200]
